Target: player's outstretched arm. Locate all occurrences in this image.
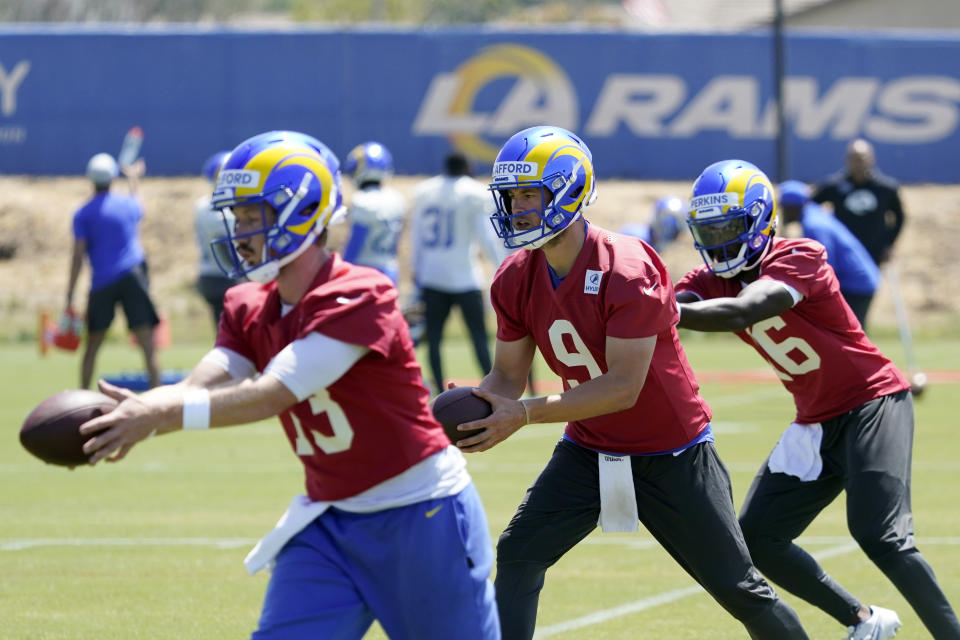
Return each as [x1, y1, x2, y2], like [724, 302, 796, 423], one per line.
[478, 336, 535, 399]
[677, 279, 795, 332]
[121, 158, 145, 197]
[460, 334, 655, 453]
[451, 337, 535, 452]
[518, 334, 654, 426]
[78, 372, 297, 465]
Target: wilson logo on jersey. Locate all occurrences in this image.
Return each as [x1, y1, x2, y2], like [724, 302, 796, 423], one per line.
[584, 269, 603, 295]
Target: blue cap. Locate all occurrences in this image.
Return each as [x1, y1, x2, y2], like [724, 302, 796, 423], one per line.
[779, 180, 810, 206]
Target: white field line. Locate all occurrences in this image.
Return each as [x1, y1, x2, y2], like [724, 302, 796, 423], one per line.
[534, 536, 960, 638]
[3, 459, 960, 475]
[4, 536, 958, 637]
[532, 542, 862, 639]
[582, 535, 960, 548]
[0, 537, 257, 551]
[7, 534, 957, 554]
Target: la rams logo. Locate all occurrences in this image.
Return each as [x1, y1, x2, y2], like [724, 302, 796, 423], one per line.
[412, 44, 578, 162]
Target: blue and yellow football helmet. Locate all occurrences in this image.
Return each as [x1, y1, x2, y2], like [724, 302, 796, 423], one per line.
[488, 126, 597, 250]
[653, 196, 685, 246]
[686, 160, 776, 278]
[201, 150, 230, 184]
[343, 141, 394, 186]
[210, 130, 346, 283]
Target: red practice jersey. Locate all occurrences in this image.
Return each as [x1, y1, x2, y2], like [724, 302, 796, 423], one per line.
[676, 238, 909, 424]
[217, 254, 448, 501]
[491, 224, 711, 454]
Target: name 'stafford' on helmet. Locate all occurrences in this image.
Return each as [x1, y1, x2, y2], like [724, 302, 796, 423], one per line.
[210, 130, 346, 284]
[488, 125, 597, 250]
[686, 159, 776, 279]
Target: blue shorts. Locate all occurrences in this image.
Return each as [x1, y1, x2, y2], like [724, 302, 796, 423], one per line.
[252, 483, 499, 640]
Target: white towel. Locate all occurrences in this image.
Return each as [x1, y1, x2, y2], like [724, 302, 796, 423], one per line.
[244, 495, 330, 575]
[597, 454, 639, 533]
[767, 422, 824, 482]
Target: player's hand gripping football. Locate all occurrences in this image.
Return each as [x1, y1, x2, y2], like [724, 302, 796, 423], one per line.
[452, 386, 528, 453]
[79, 379, 174, 464]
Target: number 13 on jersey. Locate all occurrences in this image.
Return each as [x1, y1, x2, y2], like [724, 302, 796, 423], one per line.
[288, 389, 355, 455]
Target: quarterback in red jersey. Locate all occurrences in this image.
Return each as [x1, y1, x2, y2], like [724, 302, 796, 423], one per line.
[458, 126, 808, 640]
[676, 159, 960, 640]
[79, 131, 499, 640]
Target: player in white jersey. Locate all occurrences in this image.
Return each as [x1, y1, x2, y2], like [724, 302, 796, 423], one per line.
[194, 150, 236, 330]
[341, 141, 407, 284]
[410, 151, 508, 393]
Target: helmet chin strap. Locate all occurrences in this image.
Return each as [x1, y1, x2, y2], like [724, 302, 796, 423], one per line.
[523, 211, 582, 250]
[245, 228, 319, 283]
[517, 164, 587, 250]
[245, 173, 323, 284]
[713, 233, 773, 279]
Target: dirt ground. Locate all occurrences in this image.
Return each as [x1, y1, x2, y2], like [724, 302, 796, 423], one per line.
[1, 175, 958, 341]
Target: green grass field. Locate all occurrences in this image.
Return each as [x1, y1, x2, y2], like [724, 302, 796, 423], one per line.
[1, 330, 958, 639]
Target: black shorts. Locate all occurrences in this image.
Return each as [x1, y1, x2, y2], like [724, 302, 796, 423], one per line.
[86, 262, 159, 332]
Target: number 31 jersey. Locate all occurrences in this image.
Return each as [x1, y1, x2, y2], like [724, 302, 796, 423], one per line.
[676, 238, 908, 424]
[217, 254, 448, 501]
[491, 224, 711, 455]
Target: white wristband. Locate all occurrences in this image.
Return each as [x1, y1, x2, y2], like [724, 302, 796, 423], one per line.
[182, 388, 211, 430]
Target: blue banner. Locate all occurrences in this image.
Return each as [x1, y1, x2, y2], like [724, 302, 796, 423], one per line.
[1, 26, 958, 182]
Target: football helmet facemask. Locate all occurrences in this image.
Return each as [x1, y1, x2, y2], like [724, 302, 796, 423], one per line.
[343, 141, 394, 186]
[210, 131, 345, 283]
[686, 159, 776, 279]
[488, 126, 597, 250]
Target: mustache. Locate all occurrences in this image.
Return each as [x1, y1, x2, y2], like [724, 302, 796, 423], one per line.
[235, 241, 256, 258]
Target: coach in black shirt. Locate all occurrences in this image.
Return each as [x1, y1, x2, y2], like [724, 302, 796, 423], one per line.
[812, 138, 905, 267]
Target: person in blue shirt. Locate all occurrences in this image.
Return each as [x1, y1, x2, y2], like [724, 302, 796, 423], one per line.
[779, 180, 880, 328]
[65, 152, 160, 389]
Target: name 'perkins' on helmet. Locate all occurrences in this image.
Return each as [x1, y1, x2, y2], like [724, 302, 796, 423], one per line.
[686, 159, 776, 279]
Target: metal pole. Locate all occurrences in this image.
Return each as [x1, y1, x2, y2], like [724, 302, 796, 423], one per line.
[773, 0, 788, 181]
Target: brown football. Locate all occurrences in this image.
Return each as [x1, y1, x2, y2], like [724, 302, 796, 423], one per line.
[431, 386, 492, 445]
[20, 390, 117, 466]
